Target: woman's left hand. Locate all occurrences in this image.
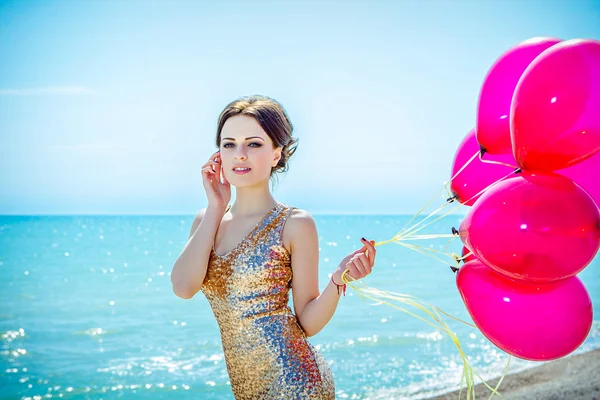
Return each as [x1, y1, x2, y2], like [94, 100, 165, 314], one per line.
[333, 237, 376, 283]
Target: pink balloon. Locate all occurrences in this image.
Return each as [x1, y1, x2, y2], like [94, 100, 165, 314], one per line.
[558, 148, 600, 208]
[450, 129, 517, 206]
[461, 246, 477, 263]
[477, 37, 561, 154]
[460, 172, 600, 282]
[456, 260, 593, 361]
[511, 39, 600, 171]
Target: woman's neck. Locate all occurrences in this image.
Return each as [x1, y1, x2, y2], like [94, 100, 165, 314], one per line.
[231, 185, 278, 217]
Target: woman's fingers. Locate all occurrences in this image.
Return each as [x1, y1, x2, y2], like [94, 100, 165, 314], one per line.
[349, 246, 366, 259]
[221, 162, 229, 185]
[356, 253, 372, 274]
[202, 156, 229, 188]
[214, 156, 221, 182]
[202, 152, 221, 174]
[345, 267, 358, 281]
[361, 238, 377, 265]
[345, 255, 366, 279]
[201, 164, 212, 176]
[367, 241, 376, 265]
[355, 254, 372, 276]
[202, 160, 218, 169]
[202, 160, 220, 176]
[350, 258, 365, 277]
[344, 238, 376, 281]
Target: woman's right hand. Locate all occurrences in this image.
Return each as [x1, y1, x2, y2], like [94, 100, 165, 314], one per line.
[201, 151, 231, 209]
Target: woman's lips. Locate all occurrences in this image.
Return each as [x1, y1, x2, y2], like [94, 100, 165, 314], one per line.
[233, 167, 251, 175]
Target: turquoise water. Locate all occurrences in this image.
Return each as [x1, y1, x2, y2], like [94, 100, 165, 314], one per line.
[1, 214, 599, 400]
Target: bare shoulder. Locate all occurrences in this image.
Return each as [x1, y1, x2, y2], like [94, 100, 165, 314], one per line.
[282, 208, 318, 252]
[189, 208, 207, 238]
[194, 208, 207, 221]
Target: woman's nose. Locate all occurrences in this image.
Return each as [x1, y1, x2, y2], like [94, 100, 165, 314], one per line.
[234, 150, 247, 161]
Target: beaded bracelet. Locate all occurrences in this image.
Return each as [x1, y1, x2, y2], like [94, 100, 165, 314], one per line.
[331, 274, 347, 296]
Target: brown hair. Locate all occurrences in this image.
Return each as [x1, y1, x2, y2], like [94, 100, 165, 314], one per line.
[216, 95, 298, 183]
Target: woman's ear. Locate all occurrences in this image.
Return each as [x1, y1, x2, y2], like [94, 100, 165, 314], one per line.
[272, 149, 282, 167]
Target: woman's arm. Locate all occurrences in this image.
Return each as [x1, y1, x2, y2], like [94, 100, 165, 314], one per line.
[170, 205, 226, 299]
[287, 210, 376, 337]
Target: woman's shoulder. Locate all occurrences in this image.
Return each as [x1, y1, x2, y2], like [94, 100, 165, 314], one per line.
[188, 205, 230, 238]
[281, 207, 318, 246]
[192, 207, 212, 227]
[193, 203, 231, 221]
[283, 206, 314, 224]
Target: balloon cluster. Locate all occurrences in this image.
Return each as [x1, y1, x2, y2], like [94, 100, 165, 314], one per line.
[450, 38, 600, 361]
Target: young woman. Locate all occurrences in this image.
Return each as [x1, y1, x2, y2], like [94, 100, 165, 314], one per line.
[171, 95, 376, 399]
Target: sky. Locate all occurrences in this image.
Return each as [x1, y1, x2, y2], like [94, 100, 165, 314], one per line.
[1, 0, 599, 215]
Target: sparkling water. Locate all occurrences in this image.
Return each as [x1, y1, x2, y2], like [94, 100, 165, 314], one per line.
[2, 214, 598, 399]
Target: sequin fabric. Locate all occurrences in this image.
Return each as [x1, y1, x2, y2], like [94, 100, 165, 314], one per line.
[201, 202, 335, 399]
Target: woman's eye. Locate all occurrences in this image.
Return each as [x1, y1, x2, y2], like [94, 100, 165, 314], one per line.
[222, 142, 261, 148]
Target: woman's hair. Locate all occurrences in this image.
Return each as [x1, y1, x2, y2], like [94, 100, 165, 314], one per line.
[216, 95, 298, 183]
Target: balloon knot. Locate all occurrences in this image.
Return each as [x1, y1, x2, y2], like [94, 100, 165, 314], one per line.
[514, 167, 522, 174]
[446, 196, 457, 203]
[450, 266, 459, 273]
[451, 227, 459, 236]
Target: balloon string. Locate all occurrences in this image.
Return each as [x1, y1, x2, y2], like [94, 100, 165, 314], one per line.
[346, 151, 517, 398]
[395, 241, 461, 267]
[479, 151, 519, 170]
[367, 169, 519, 280]
[391, 150, 480, 244]
[378, 196, 463, 256]
[397, 201, 462, 240]
[392, 234, 456, 240]
[396, 149, 522, 245]
[398, 185, 453, 240]
[341, 270, 510, 399]
[388, 194, 462, 247]
[458, 250, 474, 262]
[453, 150, 481, 181]
[488, 357, 511, 400]
[395, 200, 456, 242]
[398, 150, 480, 238]
[391, 167, 518, 250]
[395, 235, 464, 269]
[412, 165, 516, 237]
[445, 235, 461, 261]
[458, 160, 518, 205]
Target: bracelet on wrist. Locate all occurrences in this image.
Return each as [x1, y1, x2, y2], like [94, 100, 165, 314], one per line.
[331, 274, 346, 296]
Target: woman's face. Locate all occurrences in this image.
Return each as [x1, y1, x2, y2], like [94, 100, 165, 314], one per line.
[219, 115, 281, 187]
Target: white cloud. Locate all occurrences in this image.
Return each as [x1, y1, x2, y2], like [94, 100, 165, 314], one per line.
[0, 86, 96, 96]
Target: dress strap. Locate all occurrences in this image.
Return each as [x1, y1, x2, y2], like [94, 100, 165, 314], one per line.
[277, 204, 296, 243]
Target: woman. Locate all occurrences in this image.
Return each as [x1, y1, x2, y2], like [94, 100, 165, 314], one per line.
[171, 95, 376, 399]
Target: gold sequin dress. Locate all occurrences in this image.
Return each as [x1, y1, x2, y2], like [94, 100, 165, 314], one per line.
[201, 202, 335, 399]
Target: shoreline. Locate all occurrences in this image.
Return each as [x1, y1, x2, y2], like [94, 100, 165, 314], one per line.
[426, 348, 600, 400]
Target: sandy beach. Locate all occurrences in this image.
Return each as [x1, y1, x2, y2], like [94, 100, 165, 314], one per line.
[428, 348, 600, 400]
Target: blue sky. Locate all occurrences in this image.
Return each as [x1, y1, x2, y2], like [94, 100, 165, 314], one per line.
[1, 0, 599, 215]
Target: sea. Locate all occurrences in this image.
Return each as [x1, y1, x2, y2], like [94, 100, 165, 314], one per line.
[1, 213, 599, 399]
